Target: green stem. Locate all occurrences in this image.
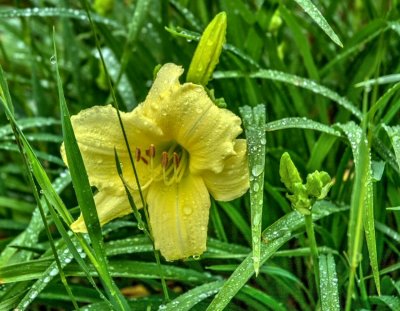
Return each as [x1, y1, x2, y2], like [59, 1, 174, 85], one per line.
[304, 214, 320, 297]
[345, 267, 356, 311]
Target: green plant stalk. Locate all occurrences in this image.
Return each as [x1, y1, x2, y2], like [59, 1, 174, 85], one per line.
[304, 214, 320, 297]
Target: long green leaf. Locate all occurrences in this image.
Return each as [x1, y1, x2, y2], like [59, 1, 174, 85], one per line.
[240, 104, 266, 276]
[265, 117, 341, 137]
[319, 254, 340, 311]
[292, 0, 343, 47]
[337, 122, 380, 304]
[213, 70, 362, 119]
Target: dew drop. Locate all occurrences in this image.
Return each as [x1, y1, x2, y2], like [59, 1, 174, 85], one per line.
[253, 183, 260, 192]
[251, 164, 264, 177]
[183, 207, 192, 215]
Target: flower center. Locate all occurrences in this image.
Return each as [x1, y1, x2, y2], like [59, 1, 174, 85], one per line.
[135, 142, 189, 186]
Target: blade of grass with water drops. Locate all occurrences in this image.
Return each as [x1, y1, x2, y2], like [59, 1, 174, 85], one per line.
[292, 0, 343, 47]
[240, 105, 266, 276]
[0, 117, 60, 139]
[368, 82, 400, 122]
[319, 254, 340, 311]
[206, 201, 348, 311]
[369, 296, 400, 310]
[355, 74, 400, 88]
[265, 117, 341, 137]
[0, 7, 121, 29]
[240, 286, 286, 311]
[213, 70, 362, 119]
[161, 280, 224, 311]
[382, 125, 400, 170]
[336, 122, 380, 307]
[53, 32, 130, 310]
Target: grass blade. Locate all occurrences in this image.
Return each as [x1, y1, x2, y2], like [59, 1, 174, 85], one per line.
[265, 117, 341, 137]
[292, 0, 343, 47]
[337, 122, 381, 308]
[213, 70, 362, 119]
[240, 105, 266, 276]
[319, 254, 340, 311]
[52, 31, 129, 310]
[162, 280, 224, 311]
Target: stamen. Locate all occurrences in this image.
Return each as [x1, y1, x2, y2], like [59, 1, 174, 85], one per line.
[135, 148, 141, 162]
[149, 144, 156, 158]
[161, 152, 168, 168]
[173, 152, 180, 168]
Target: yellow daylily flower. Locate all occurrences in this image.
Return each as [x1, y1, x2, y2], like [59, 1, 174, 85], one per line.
[62, 63, 249, 261]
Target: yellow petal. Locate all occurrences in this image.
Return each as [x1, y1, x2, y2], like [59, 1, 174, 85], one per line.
[202, 139, 249, 201]
[139, 64, 243, 174]
[71, 187, 137, 232]
[147, 175, 210, 261]
[61, 105, 163, 191]
[144, 63, 184, 108]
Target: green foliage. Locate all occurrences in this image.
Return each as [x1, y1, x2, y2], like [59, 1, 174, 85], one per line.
[0, 1, 399, 310]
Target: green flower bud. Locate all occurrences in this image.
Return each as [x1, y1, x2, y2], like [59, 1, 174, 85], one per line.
[187, 12, 227, 86]
[306, 171, 333, 200]
[279, 152, 302, 193]
[93, 0, 114, 16]
[280, 152, 333, 215]
[268, 9, 282, 33]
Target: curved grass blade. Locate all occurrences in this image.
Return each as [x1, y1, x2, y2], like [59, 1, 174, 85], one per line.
[369, 296, 400, 310]
[0, 117, 59, 139]
[161, 280, 224, 311]
[240, 286, 286, 311]
[105, 236, 153, 256]
[337, 122, 380, 307]
[368, 82, 400, 121]
[206, 201, 348, 311]
[240, 105, 266, 276]
[355, 74, 400, 88]
[0, 7, 121, 29]
[292, 0, 343, 47]
[0, 142, 64, 166]
[265, 117, 341, 137]
[213, 70, 362, 119]
[382, 125, 400, 170]
[169, 0, 202, 31]
[319, 254, 340, 311]
[15, 242, 77, 310]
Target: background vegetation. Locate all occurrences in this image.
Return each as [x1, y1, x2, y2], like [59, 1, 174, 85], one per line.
[0, 0, 399, 310]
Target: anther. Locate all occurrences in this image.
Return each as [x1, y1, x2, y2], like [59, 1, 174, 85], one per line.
[135, 148, 141, 162]
[173, 152, 180, 168]
[149, 144, 156, 158]
[161, 152, 168, 168]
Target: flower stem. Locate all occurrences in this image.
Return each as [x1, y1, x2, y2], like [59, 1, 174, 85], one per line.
[304, 214, 320, 297]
